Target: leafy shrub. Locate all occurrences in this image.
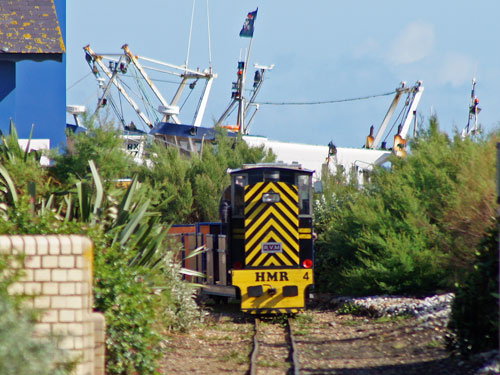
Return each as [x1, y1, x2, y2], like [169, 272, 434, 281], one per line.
[448, 225, 499, 355]
[0, 174, 186, 375]
[92, 231, 164, 374]
[136, 143, 194, 223]
[0, 121, 51, 197]
[314, 117, 498, 295]
[336, 302, 364, 316]
[160, 240, 203, 332]
[137, 129, 275, 223]
[0, 296, 76, 375]
[51, 121, 136, 185]
[315, 164, 449, 295]
[0, 252, 75, 375]
[0, 120, 276, 373]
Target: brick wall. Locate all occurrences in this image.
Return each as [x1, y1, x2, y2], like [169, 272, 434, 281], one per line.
[0, 235, 105, 375]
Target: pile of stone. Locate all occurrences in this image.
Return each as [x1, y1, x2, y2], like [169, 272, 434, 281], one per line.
[331, 293, 454, 327]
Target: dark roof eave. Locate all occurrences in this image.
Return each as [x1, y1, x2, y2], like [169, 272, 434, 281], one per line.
[0, 52, 63, 63]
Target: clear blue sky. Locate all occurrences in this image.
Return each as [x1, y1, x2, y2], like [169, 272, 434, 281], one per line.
[67, 1, 500, 148]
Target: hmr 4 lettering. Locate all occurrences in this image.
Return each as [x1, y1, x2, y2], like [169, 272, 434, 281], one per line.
[255, 271, 289, 282]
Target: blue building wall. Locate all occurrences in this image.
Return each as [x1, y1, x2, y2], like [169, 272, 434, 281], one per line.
[15, 57, 66, 147]
[0, 0, 66, 149]
[0, 62, 16, 122]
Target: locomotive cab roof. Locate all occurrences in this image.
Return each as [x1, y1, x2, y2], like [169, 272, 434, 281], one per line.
[230, 162, 314, 175]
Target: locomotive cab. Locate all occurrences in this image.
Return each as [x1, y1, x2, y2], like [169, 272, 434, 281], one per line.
[228, 163, 315, 314]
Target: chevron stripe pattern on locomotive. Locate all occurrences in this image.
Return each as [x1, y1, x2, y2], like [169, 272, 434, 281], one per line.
[244, 181, 299, 267]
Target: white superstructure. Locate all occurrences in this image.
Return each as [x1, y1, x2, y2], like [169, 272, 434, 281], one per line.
[243, 135, 391, 182]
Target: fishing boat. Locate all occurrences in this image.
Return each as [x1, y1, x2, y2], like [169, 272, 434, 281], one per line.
[70, 6, 424, 184]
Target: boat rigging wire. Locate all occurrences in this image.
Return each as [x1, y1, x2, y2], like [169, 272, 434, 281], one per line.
[131, 66, 160, 123]
[255, 90, 396, 106]
[206, 0, 212, 69]
[118, 87, 124, 126]
[382, 104, 406, 144]
[110, 71, 157, 125]
[185, 0, 196, 70]
[180, 86, 195, 111]
[82, 91, 97, 107]
[119, 73, 180, 86]
[66, 72, 93, 91]
[107, 93, 127, 128]
[115, 75, 143, 103]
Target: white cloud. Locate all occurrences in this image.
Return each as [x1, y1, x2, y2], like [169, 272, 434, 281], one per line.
[352, 38, 379, 59]
[387, 22, 435, 65]
[437, 53, 476, 87]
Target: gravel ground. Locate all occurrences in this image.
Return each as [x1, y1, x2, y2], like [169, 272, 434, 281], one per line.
[325, 293, 499, 375]
[160, 295, 497, 375]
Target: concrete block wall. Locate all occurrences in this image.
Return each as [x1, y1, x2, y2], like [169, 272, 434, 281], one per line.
[0, 235, 105, 375]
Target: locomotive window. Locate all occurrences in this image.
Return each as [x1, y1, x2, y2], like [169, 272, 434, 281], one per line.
[232, 174, 247, 217]
[279, 170, 295, 184]
[248, 171, 262, 185]
[297, 174, 312, 215]
[263, 170, 279, 182]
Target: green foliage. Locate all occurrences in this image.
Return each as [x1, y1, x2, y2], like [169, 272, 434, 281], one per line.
[159, 241, 204, 332]
[0, 297, 75, 375]
[188, 131, 274, 222]
[51, 120, 136, 185]
[0, 120, 50, 198]
[448, 225, 499, 355]
[137, 130, 275, 222]
[92, 231, 163, 375]
[136, 143, 194, 223]
[0, 121, 276, 373]
[336, 302, 364, 316]
[315, 116, 498, 295]
[0, 158, 197, 374]
[66, 165, 199, 373]
[0, 253, 74, 375]
[395, 118, 497, 277]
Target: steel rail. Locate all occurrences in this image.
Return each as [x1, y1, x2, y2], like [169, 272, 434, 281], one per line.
[248, 317, 300, 375]
[286, 317, 300, 375]
[249, 318, 260, 375]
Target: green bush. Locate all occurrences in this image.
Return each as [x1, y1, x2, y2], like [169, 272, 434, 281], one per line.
[0, 121, 276, 373]
[314, 117, 498, 295]
[0, 297, 75, 375]
[136, 129, 275, 223]
[448, 225, 499, 355]
[92, 231, 163, 374]
[0, 253, 75, 375]
[159, 242, 203, 332]
[0, 175, 186, 375]
[0, 121, 51, 198]
[51, 121, 136, 185]
[136, 143, 195, 223]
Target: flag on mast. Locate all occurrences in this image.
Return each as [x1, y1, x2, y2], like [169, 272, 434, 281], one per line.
[239, 8, 258, 38]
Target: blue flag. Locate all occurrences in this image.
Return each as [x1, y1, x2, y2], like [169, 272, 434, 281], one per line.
[239, 8, 258, 38]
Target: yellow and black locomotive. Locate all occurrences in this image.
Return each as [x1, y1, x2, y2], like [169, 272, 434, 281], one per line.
[170, 163, 315, 314]
[227, 163, 314, 314]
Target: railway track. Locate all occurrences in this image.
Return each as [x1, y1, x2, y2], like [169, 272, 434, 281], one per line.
[249, 316, 300, 375]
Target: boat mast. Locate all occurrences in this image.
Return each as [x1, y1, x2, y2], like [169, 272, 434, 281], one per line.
[370, 81, 424, 150]
[237, 37, 254, 132]
[122, 44, 181, 124]
[463, 77, 480, 139]
[84, 44, 154, 128]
